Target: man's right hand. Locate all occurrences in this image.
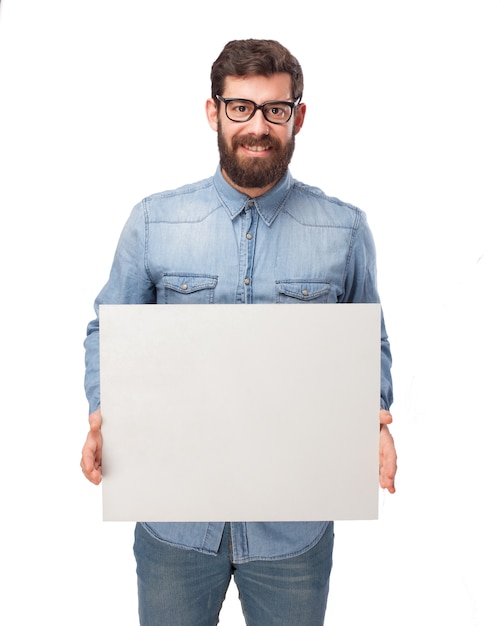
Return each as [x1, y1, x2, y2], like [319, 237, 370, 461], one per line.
[80, 408, 103, 485]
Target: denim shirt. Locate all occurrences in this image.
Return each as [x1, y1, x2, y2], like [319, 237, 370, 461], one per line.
[84, 166, 393, 563]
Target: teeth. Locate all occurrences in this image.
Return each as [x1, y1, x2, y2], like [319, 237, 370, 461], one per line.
[245, 145, 270, 152]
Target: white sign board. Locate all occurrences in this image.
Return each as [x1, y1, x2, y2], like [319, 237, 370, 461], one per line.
[100, 304, 381, 521]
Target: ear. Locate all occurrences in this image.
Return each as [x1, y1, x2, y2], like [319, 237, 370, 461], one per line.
[206, 98, 219, 132]
[293, 102, 306, 135]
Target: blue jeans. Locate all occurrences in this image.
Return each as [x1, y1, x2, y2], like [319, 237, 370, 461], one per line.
[133, 522, 334, 626]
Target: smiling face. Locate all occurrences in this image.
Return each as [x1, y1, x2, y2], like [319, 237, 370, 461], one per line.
[206, 73, 306, 197]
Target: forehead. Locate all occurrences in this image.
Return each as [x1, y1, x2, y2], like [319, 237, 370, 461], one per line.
[222, 73, 293, 101]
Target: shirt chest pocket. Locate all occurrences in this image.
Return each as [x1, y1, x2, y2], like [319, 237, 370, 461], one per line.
[276, 280, 331, 304]
[162, 273, 218, 304]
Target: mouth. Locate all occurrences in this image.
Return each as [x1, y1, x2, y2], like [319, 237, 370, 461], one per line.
[244, 144, 271, 151]
[240, 142, 273, 156]
[232, 133, 277, 158]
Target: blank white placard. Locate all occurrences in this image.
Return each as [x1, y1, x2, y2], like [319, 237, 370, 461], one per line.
[99, 304, 381, 521]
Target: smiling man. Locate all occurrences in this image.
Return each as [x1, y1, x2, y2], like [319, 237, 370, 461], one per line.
[209, 72, 304, 196]
[81, 39, 397, 626]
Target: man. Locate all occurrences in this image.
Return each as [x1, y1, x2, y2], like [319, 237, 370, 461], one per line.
[81, 39, 397, 626]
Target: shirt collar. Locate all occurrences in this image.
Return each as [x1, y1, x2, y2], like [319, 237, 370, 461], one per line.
[213, 165, 293, 227]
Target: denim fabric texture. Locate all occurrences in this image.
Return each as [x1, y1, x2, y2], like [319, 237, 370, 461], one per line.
[84, 165, 393, 562]
[134, 521, 334, 626]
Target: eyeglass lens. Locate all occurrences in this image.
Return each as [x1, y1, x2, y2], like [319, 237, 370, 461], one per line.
[224, 99, 294, 124]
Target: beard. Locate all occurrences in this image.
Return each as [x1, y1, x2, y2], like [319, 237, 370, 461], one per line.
[217, 122, 295, 190]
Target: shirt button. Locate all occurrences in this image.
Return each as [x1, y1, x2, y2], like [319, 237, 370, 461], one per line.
[181, 284, 188, 290]
[302, 289, 309, 296]
[248, 201, 254, 208]
[244, 278, 251, 285]
[246, 233, 253, 240]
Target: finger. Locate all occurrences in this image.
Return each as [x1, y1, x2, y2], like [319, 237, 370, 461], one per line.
[81, 449, 102, 484]
[81, 445, 96, 474]
[379, 427, 397, 493]
[82, 466, 102, 485]
[81, 430, 102, 481]
[381, 476, 396, 493]
[380, 456, 397, 493]
[379, 455, 396, 490]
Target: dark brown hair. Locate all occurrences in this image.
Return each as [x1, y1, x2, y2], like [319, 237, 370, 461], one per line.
[210, 39, 304, 101]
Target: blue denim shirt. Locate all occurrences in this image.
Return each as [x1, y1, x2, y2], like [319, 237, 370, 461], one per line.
[84, 166, 392, 563]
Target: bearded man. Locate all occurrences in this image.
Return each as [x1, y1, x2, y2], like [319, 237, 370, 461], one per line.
[81, 38, 397, 626]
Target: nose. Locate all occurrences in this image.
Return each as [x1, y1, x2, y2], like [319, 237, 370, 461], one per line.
[245, 108, 269, 135]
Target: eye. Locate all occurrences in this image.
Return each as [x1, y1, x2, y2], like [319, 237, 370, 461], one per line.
[265, 103, 289, 120]
[270, 106, 285, 116]
[229, 101, 252, 115]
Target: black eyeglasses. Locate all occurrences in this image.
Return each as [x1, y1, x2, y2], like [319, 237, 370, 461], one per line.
[215, 95, 301, 125]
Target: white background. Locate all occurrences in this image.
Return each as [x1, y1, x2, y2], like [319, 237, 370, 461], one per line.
[1, 1, 500, 624]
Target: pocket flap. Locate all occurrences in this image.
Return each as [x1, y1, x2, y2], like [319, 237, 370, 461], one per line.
[276, 280, 330, 301]
[162, 273, 218, 294]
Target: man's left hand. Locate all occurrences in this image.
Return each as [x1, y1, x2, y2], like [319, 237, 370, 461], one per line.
[379, 409, 397, 493]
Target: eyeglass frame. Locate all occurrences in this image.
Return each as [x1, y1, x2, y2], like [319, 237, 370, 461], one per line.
[215, 94, 302, 125]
